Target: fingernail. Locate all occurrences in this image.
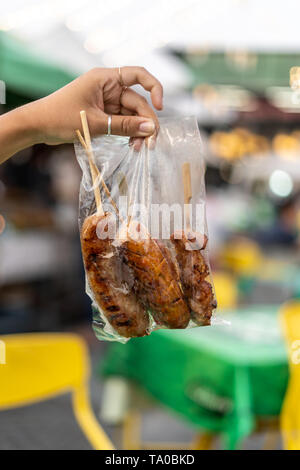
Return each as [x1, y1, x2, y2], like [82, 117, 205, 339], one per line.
[139, 120, 155, 134]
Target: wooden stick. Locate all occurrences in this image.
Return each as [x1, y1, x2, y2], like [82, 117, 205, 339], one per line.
[78, 111, 103, 215]
[75, 128, 87, 150]
[182, 162, 192, 231]
[77, 113, 121, 218]
[117, 172, 130, 226]
[117, 172, 129, 199]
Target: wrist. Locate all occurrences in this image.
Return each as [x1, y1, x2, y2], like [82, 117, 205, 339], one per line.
[0, 101, 45, 164]
[15, 101, 45, 146]
[1, 103, 42, 149]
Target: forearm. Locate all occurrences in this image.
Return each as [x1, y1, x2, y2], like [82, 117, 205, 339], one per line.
[0, 67, 162, 164]
[0, 103, 41, 164]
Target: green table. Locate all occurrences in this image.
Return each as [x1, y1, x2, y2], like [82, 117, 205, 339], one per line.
[100, 306, 289, 449]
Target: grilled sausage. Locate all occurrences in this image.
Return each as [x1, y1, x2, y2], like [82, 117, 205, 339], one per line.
[171, 230, 216, 326]
[81, 213, 150, 337]
[119, 221, 190, 329]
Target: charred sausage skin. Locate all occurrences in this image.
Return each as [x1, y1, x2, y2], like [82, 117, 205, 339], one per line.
[171, 230, 216, 326]
[120, 221, 190, 329]
[81, 213, 150, 337]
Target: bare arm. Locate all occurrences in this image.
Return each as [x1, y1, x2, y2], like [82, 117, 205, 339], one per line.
[0, 104, 41, 164]
[0, 66, 163, 164]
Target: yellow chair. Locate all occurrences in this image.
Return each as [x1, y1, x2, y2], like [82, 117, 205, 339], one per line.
[212, 271, 238, 309]
[0, 333, 114, 450]
[280, 300, 300, 450]
[220, 238, 262, 276]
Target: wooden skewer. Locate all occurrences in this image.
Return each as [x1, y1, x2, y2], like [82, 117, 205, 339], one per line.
[78, 111, 103, 215]
[117, 171, 130, 227]
[182, 162, 192, 231]
[117, 172, 129, 199]
[76, 111, 121, 218]
[75, 129, 87, 151]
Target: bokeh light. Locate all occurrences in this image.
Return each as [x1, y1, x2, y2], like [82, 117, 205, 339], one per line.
[269, 170, 293, 197]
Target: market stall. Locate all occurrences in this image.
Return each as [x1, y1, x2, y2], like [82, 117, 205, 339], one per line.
[101, 306, 288, 449]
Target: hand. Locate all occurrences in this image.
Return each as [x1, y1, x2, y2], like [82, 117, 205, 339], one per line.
[0, 67, 163, 164]
[31, 66, 163, 146]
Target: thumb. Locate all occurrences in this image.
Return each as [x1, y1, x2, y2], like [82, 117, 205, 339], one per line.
[110, 115, 156, 137]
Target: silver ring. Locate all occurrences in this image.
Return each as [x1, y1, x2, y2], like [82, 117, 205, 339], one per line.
[107, 115, 112, 136]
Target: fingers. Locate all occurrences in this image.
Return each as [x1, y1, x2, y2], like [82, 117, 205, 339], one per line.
[110, 115, 156, 137]
[119, 66, 163, 111]
[121, 108, 144, 149]
[120, 106, 135, 116]
[120, 88, 159, 131]
[85, 109, 155, 139]
[120, 88, 159, 149]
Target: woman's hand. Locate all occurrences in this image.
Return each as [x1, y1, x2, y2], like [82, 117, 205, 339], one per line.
[0, 66, 163, 164]
[33, 66, 163, 145]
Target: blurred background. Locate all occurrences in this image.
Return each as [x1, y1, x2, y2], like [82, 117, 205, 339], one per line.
[1, 0, 300, 450]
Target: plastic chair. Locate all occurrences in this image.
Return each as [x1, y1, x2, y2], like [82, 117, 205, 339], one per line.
[280, 300, 300, 450]
[220, 238, 262, 277]
[0, 333, 114, 450]
[212, 271, 238, 309]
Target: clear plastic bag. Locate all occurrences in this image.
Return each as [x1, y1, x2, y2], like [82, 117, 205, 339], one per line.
[74, 116, 216, 343]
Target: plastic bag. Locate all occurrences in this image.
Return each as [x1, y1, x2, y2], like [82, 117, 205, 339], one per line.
[74, 116, 216, 343]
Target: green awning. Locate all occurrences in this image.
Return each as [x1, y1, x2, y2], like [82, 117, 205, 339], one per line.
[0, 32, 75, 103]
[181, 51, 300, 92]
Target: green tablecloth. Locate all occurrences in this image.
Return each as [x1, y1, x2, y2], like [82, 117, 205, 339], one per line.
[100, 306, 289, 449]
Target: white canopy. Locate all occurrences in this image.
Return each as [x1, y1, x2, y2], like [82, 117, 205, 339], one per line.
[1, 0, 299, 95]
[2, 1, 300, 55]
